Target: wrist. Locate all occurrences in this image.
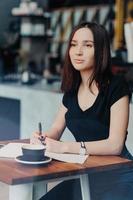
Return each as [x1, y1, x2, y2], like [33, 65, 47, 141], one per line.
[79, 141, 87, 155]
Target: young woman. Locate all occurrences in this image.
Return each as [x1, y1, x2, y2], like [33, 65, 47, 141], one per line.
[32, 22, 133, 200]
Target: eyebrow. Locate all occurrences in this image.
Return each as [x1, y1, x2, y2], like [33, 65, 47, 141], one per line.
[71, 40, 94, 43]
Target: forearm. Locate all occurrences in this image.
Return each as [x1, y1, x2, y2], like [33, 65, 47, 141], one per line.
[44, 103, 66, 140]
[64, 138, 123, 155]
[44, 125, 64, 140]
[85, 139, 123, 155]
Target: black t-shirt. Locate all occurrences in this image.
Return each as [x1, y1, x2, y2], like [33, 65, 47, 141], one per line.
[62, 76, 131, 144]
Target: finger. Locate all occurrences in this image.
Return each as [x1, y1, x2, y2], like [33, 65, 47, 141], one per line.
[39, 133, 47, 142]
[30, 132, 41, 144]
[33, 132, 43, 141]
[39, 135, 46, 141]
[34, 132, 40, 137]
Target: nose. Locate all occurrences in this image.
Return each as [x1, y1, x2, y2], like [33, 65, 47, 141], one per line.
[76, 45, 83, 55]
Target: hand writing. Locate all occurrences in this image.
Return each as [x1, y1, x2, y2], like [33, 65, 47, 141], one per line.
[30, 131, 46, 145]
[45, 137, 66, 153]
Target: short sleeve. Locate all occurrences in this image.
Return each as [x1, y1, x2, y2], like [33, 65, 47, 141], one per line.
[109, 76, 131, 107]
[62, 92, 69, 108]
[62, 90, 75, 108]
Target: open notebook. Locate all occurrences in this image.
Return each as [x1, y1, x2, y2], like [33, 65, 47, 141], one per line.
[0, 143, 88, 164]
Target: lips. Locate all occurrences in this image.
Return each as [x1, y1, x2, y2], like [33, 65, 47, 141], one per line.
[74, 59, 84, 64]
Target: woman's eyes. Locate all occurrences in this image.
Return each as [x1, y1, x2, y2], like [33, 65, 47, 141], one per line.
[86, 44, 93, 48]
[70, 43, 76, 47]
[70, 43, 93, 48]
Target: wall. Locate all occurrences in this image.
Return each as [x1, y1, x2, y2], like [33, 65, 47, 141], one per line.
[0, 97, 20, 140]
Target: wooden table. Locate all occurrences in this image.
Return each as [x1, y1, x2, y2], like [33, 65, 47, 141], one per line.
[0, 141, 133, 200]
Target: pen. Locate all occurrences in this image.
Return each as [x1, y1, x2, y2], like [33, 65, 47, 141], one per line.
[38, 122, 45, 142]
[38, 122, 42, 136]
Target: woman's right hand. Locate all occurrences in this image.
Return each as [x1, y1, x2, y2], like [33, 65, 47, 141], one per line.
[30, 131, 46, 145]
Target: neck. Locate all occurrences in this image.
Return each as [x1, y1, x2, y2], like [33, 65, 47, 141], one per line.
[79, 70, 98, 94]
[80, 70, 93, 88]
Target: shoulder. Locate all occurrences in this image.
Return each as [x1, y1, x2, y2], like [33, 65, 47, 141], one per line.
[109, 75, 129, 93]
[110, 75, 127, 86]
[62, 89, 76, 108]
[107, 75, 131, 106]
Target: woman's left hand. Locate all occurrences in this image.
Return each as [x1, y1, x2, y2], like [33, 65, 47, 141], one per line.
[45, 137, 66, 153]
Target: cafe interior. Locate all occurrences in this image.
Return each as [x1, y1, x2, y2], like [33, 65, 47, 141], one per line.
[0, 0, 133, 199]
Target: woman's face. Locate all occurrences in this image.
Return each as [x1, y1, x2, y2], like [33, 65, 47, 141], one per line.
[69, 27, 95, 72]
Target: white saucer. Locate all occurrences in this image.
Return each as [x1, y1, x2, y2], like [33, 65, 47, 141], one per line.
[15, 155, 52, 165]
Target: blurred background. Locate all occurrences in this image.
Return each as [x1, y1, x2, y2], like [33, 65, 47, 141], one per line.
[1, 1, 133, 198]
[0, 0, 133, 87]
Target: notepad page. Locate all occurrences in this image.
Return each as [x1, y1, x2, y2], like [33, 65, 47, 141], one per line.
[0, 143, 26, 158]
[45, 151, 88, 164]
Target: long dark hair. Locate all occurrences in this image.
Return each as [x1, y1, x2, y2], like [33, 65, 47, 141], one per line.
[61, 22, 112, 92]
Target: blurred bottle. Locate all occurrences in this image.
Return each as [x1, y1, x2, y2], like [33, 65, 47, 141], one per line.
[21, 69, 30, 84]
